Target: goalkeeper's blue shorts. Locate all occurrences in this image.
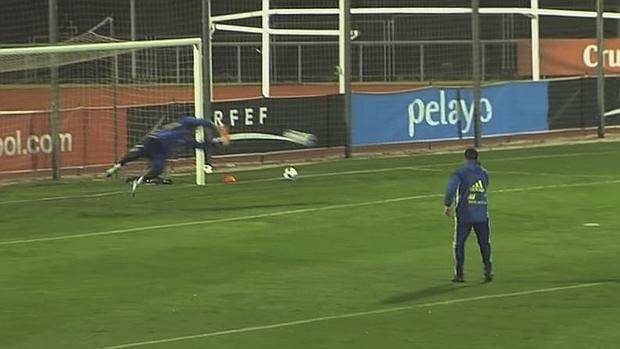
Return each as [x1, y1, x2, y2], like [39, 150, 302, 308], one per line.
[142, 137, 167, 175]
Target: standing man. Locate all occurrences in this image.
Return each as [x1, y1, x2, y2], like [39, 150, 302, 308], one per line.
[444, 147, 492, 283]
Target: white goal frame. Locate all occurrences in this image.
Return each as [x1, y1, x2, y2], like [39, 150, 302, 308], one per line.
[0, 38, 208, 185]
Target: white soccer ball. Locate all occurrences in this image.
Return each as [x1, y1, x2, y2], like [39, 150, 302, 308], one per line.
[204, 164, 214, 174]
[283, 167, 298, 180]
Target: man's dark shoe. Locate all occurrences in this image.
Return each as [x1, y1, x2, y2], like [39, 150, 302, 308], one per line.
[452, 275, 465, 283]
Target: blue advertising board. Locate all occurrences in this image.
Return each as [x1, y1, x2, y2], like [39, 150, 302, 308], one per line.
[352, 81, 549, 145]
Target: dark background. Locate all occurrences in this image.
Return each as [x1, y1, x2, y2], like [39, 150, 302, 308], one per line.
[1, 1, 619, 83]
[548, 77, 620, 130]
[1, 0, 618, 43]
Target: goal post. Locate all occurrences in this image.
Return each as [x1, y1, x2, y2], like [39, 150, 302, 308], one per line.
[0, 38, 207, 185]
[192, 42, 205, 186]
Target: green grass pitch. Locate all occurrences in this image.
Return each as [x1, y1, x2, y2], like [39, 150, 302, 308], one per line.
[1, 141, 619, 349]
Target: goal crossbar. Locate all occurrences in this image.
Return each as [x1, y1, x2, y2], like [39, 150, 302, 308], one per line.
[0, 38, 202, 56]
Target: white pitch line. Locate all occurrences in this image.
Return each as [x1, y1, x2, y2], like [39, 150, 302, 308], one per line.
[234, 166, 441, 185]
[0, 148, 613, 205]
[489, 170, 616, 179]
[303, 166, 442, 177]
[411, 150, 620, 170]
[2, 179, 620, 246]
[0, 190, 126, 205]
[467, 150, 618, 163]
[0, 163, 605, 206]
[0, 193, 439, 246]
[96, 282, 604, 349]
[0, 167, 424, 205]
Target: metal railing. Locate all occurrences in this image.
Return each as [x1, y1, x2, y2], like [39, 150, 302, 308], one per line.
[210, 39, 521, 84]
[0, 39, 521, 85]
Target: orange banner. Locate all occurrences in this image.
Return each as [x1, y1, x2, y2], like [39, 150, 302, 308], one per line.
[0, 108, 127, 172]
[518, 38, 620, 76]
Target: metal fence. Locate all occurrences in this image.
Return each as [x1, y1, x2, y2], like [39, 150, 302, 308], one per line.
[211, 39, 519, 84]
[0, 39, 520, 85]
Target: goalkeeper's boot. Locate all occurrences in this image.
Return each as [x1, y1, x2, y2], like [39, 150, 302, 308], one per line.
[144, 177, 162, 185]
[483, 273, 494, 283]
[204, 162, 216, 174]
[125, 176, 139, 183]
[105, 163, 122, 177]
[144, 177, 173, 185]
[129, 176, 144, 197]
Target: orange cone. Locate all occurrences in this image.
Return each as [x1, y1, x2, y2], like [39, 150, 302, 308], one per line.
[223, 175, 236, 183]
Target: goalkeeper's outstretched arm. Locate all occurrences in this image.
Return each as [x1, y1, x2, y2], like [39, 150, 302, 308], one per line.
[178, 115, 216, 129]
[178, 115, 230, 145]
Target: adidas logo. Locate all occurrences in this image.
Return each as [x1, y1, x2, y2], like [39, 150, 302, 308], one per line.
[470, 180, 485, 193]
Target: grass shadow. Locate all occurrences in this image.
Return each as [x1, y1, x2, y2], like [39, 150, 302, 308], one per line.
[381, 283, 468, 305]
[181, 202, 328, 212]
[76, 211, 139, 218]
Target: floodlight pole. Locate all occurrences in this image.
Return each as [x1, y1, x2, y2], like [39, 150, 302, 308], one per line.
[49, 0, 61, 180]
[618, 1, 620, 37]
[110, 18, 120, 163]
[340, 0, 352, 158]
[596, 0, 605, 138]
[530, 0, 540, 81]
[262, 0, 270, 97]
[472, 0, 482, 148]
[130, 0, 137, 78]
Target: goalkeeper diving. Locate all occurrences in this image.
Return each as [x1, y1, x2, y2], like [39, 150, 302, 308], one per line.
[105, 116, 230, 194]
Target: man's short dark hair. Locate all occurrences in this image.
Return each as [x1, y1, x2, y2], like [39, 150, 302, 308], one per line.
[464, 147, 478, 160]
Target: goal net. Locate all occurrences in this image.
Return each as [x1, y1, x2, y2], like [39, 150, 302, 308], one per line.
[0, 37, 208, 185]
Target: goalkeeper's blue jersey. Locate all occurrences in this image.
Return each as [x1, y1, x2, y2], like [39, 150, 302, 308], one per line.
[444, 160, 489, 223]
[149, 116, 215, 152]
